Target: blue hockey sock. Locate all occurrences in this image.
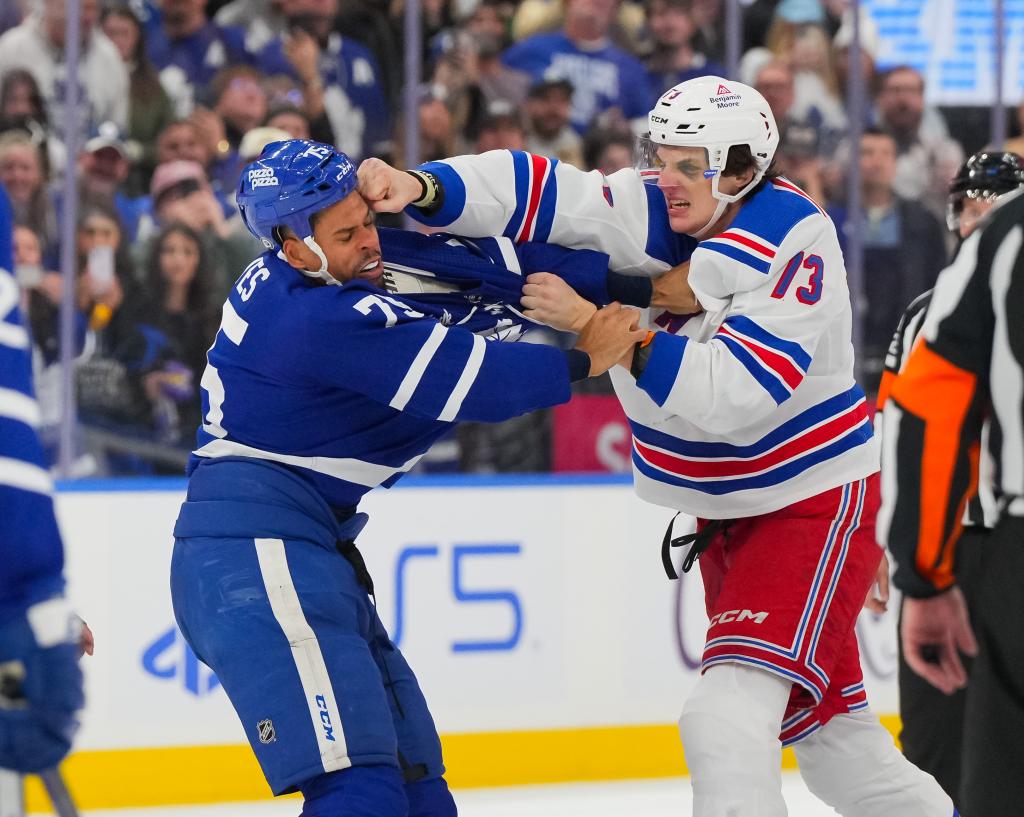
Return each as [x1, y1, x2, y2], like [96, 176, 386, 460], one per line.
[299, 765, 406, 817]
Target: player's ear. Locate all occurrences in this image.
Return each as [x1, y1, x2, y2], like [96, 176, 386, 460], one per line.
[280, 230, 317, 272]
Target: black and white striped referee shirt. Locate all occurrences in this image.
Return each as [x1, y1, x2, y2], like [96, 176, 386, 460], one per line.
[877, 188, 1024, 599]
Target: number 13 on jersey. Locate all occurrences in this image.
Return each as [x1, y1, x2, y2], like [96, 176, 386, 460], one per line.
[771, 252, 824, 305]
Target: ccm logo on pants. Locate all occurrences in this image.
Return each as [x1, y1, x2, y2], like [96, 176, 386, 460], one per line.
[316, 694, 336, 742]
[709, 609, 769, 627]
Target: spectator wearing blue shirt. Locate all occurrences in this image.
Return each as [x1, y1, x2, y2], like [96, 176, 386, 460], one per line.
[501, 0, 654, 134]
[259, 0, 389, 162]
[144, 0, 254, 117]
[643, 0, 725, 96]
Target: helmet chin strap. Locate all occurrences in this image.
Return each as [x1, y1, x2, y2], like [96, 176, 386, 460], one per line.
[688, 170, 765, 239]
[690, 199, 730, 239]
[301, 236, 341, 287]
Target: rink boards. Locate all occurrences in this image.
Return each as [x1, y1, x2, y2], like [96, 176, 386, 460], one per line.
[28, 476, 902, 811]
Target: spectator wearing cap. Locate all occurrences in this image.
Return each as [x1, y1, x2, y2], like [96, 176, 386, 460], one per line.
[874, 65, 964, 220]
[101, 4, 175, 196]
[0, 0, 129, 138]
[826, 127, 946, 392]
[75, 123, 149, 244]
[501, 0, 654, 134]
[258, 0, 388, 161]
[523, 78, 584, 167]
[475, 101, 526, 153]
[143, 0, 254, 118]
[643, 0, 724, 96]
[139, 158, 260, 297]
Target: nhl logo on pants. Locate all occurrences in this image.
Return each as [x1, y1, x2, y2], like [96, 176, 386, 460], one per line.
[257, 719, 277, 744]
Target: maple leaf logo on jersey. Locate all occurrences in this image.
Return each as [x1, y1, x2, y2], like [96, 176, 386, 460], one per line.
[716, 84, 732, 95]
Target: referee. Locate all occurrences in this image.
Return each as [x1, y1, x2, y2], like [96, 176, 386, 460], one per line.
[878, 184, 1024, 816]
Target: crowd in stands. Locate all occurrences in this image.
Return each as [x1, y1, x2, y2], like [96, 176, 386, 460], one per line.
[0, 0, 1016, 474]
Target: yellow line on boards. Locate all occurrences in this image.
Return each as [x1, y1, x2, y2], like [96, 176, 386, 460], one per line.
[25, 717, 903, 812]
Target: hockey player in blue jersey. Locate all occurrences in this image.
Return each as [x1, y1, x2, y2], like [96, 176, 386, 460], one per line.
[0, 185, 85, 774]
[359, 77, 957, 816]
[169, 139, 643, 817]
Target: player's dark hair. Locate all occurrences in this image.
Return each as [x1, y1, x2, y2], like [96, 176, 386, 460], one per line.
[724, 144, 781, 198]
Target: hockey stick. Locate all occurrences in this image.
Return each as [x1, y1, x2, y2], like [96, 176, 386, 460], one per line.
[0, 664, 80, 817]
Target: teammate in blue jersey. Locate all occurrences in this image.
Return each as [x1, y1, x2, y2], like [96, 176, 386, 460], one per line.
[170, 139, 643, 817]
[0, 185, 85, 773]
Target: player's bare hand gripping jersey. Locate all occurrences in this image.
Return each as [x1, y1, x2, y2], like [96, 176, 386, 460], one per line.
[413, 151, 879, 517]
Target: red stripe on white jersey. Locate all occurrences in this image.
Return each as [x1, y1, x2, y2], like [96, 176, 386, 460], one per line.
[712, 230, 777, 259]
[771, 178, 825, 216]
[632, 400, 870, 480]
[718, 324, 804, 389]
[516, 155, 550, 243]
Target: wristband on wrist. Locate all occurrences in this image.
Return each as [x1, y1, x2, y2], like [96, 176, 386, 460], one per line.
[630, 330, 657, 379]
[406, 170, 439, 207]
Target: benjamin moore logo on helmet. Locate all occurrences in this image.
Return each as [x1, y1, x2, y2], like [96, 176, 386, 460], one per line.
[248, 167, 279, 188]
[710, 82, 742, 109]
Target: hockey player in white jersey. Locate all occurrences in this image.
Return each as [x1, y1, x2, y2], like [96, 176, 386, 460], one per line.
[359, 77, 955, 816]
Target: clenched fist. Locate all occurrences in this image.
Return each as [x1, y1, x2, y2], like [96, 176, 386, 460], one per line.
[358, 158, 423, 213]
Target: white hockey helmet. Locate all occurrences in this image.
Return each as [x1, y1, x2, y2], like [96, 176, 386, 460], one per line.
[636, 76, 780, 235]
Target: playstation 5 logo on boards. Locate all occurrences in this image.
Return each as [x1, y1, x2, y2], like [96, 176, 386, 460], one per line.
[141, 625, 221, 697]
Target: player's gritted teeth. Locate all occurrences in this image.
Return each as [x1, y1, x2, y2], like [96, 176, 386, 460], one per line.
[357, 256, 383, 281]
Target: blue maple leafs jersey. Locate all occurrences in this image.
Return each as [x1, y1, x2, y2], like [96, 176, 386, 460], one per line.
[190, 228, 610, 510]
[0, 186, 65, 624]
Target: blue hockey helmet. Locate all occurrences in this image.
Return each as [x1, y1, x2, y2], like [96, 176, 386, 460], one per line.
[237, 139, 358, 284]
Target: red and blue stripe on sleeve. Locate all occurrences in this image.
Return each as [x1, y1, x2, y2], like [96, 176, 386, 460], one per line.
[504, 152, 558, 244]
[715, 316, 812, 405]
[700, 228, 778, 274]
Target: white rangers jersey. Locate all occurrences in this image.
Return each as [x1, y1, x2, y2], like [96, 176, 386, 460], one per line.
[412, 151, 879, 518]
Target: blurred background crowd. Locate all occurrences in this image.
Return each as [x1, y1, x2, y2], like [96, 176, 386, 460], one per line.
[1, 0, 1017, 476]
